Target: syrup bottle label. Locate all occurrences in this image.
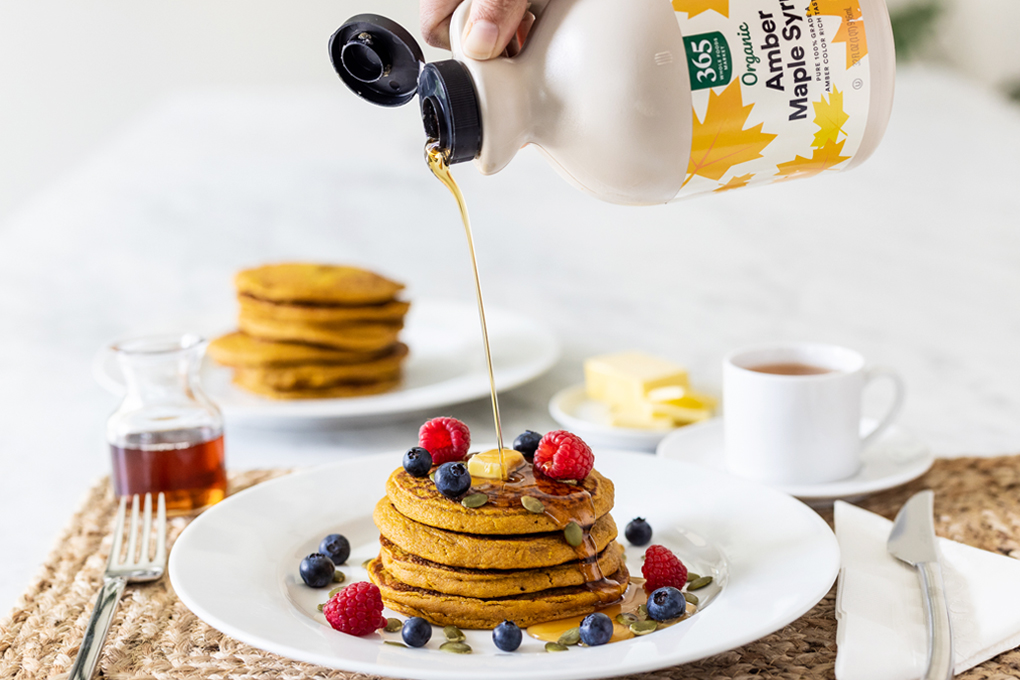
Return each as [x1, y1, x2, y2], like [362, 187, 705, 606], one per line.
[672, 0, 874, 197]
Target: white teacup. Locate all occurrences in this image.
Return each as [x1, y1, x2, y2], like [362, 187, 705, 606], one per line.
[723, 343, 905, 486]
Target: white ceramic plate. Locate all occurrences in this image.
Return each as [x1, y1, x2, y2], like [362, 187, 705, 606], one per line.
[170, 449, 839, 680]
[95, 299, 560, 425]
[656, 418, 934, 503]
[549, 384, 718, 451]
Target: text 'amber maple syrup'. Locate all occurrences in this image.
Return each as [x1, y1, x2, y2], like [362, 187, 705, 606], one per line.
[426, 140, 506, 468]
[110, 428, 227, 515]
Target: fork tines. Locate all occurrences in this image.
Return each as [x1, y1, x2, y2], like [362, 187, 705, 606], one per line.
[109, 492, 166, 569]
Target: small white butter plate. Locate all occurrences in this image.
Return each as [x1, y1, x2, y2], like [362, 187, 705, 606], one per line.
[656, 418, 934, 503]
[548, 383, 717, 451]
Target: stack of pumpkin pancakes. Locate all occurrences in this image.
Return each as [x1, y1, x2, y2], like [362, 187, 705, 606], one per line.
[209, 263, 410, 399]
[368, 460, 630, 629]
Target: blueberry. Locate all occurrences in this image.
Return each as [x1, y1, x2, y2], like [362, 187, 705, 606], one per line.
[646, 586, 685, 621]
[624, 517, 653, 547]
[492, 620, 522, 652]
[434, 462, 471, 498]
[513, 430, 543, 461]
[299, 552, 335, 588]
[318, 534, 351, 565]
[402, 616, 432, 647]
[579, 612, 614, 646]
[403, 446, 433, 478]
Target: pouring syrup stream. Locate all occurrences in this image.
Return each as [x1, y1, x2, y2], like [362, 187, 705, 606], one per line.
[425, 140, 506, 469]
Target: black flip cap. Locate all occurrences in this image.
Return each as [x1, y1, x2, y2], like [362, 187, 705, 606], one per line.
[419, 61, 482, 164]
[330, 14, 482, 164]
[329, 14, 423, 107]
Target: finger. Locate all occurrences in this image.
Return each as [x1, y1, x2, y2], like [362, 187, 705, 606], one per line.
[421, 0, 463, 49]
[462, 0, 530, 60]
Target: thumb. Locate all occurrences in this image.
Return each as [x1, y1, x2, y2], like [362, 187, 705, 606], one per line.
[462, 0, 530, 60]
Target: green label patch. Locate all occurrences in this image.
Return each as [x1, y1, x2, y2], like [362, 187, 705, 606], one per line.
[683, 31, 733, 91]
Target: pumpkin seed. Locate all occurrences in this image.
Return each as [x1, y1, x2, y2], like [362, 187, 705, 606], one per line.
[616, 613, 639, 626]
[332, 570, 345, 584]
[361, 558, 373, 569]
[384, 618, 403, 632]
[316, 603, 324, 612]
[687, 576, 713, 590]
[440, 641, 471, 654]
[564, 521, 583, 547]
[636, 604, 649, 620]
[557, 627, 581, 646]
[384, 640, 407, 648]
[686, 572, 701, 582]
[429, 471, 436, 481]
[328, 585, 344, 598]
[521, 496, 545, 514]
[545, 642, 569, 652]
[630, 620, 658, 635]
[461, 493, 488, 508]
[444, 625, 465, 642]
[683, 591, 699, 605]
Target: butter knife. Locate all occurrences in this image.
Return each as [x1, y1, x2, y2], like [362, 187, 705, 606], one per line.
[887, 490, 954, 680]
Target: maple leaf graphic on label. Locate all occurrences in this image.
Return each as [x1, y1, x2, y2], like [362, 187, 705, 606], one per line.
[775, 138, 851, 181]
[672, 0, 729, 18]
[811, 87, 849, 149]
[683, 81, 777, 188]
[714, 173, 755, 193]
[805, 0, 868, 67]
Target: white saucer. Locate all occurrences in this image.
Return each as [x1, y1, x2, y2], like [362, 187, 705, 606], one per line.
[549, 383, 718, 451]
[656, 418, 934, 503]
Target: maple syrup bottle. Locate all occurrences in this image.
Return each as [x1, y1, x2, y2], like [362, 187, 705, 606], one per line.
[331, 0, 894, 205]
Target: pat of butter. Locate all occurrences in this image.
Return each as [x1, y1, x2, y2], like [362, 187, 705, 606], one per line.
[645, 386, 717, 424]
[585, 351, 689, 411]
[468, 448, 525, 480]
[609, 408, 675, 431]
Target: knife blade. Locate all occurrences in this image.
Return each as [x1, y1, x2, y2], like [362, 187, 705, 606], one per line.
[887, 490, 954, 680]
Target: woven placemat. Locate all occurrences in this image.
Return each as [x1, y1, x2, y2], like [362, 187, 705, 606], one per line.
[4, 458, 1020, 680]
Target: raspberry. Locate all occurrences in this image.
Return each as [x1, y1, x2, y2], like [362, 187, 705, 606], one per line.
[418, 417, 471, 465]
[322, 581, 385, 636]
[533, 430, 594, 481]
[641, 545, 688, 591]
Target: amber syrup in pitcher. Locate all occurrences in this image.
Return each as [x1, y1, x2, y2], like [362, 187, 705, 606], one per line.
[110, 427, 227, 515]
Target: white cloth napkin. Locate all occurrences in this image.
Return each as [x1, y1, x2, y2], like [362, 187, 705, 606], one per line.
[834, 501, 1020, 680]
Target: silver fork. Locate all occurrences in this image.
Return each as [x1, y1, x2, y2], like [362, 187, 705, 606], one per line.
[69, 493, 166, 680]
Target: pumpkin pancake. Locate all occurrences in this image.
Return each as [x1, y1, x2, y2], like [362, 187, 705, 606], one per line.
[374, 499, 618, 570]
[235, 345, 408, 390]
[235, 263, 404, 305]
[208, 332, 395, 367]
[368, 558, 630, 629]
[385, 466, 614, 535]
[232, 374, 400, 399]
[238, 315, 403, 352]
[379, 537, 626, 599]
[238, 294, 410, 324]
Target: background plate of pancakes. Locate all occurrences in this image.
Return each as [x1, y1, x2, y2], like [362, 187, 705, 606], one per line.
[95, 298, 560, 425]
[170, 448, 839, 680]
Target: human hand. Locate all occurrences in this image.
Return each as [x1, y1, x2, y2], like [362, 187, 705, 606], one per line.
[421, 0, 535, 60]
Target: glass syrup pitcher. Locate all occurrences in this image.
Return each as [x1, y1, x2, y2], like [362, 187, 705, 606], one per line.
[106, 333, 227, 515]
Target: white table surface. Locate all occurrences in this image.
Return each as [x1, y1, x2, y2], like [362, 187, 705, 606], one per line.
[1, 65, 1019, 611]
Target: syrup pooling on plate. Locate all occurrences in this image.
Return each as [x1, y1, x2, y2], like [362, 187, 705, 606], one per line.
[469, 450, 620, 601]
[426, 141, 505, 472]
